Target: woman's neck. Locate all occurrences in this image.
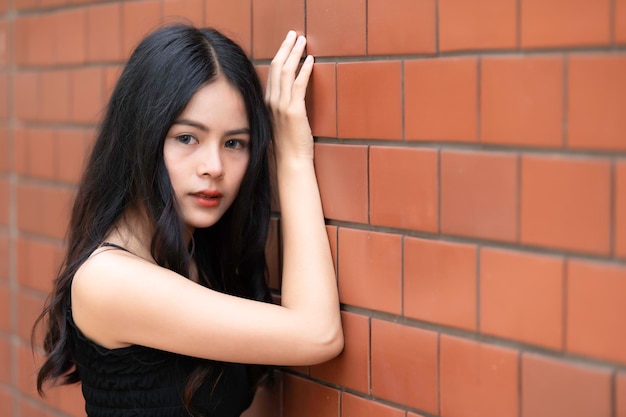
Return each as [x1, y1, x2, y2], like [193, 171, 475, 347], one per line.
[103, 207, 197, 269]
[103, 207, 157, 264]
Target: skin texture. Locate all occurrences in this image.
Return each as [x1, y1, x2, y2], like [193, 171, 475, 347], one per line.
[163, 77, 250, 232]
[70, 32, 343, 366]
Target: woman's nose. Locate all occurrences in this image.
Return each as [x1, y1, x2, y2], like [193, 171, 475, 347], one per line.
[198, 146, 224, 178]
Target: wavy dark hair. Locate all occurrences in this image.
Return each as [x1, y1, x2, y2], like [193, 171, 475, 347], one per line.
[33, 24, 273, 412]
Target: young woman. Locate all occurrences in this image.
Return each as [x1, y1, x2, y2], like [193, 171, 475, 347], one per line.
[34, 25, 343, 417]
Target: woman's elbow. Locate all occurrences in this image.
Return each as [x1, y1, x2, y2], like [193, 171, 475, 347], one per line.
[310, 323, 344, 364]
[326, 327, 345, 359]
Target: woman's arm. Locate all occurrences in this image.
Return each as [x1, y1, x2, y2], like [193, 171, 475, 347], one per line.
[266, 31, 343, 355]
[71, 32, 343, 366]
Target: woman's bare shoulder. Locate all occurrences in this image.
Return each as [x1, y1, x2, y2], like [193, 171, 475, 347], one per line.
[70, 246, 180, 349]
[70, 246, 340, 365]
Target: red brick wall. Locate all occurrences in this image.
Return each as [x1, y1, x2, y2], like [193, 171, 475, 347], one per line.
[1, 0, 625, 416]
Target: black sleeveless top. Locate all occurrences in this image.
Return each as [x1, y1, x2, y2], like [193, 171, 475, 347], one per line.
[69, 243, 254, 417]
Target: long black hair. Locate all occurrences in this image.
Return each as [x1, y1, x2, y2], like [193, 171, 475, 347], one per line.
[33, 24, 273, 410]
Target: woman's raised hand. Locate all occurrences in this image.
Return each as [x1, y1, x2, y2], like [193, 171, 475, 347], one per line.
[265, 31, 314, 162]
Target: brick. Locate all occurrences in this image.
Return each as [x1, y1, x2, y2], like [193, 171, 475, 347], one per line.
[0, 128, 7, 172]
[0, 73, 7, 120]
[337, 61, 402, 139]
[338, 229, 401, 314]
[18, 401, 48, 417]
[17, 184, 73, 239]
[567, 259, 626, 364]
[310, 312, 369, 393]
[87, 3, 123, 63]
[55, 9, 86, 65]
[0, 235, 8, 281]
[326, 225, 338, 273]
[0, 23, 6, 69]
[28, 15, 56, 66]
[440, 335, 518, 417]
[371, 319, 438, 412]
[0, 179, 8, 226]
[370, 147, 438, 232]
[306, 62, 337, 138]
[104, 66, 123, 101]
[162, 0, 204, 28]
[71, 67, 105, 124]
[341, 393, 405, 417]
[252, 0, 304, 59]
[14, 0, 37, 10]
[616, 161, 626, 258]
[441, 151, 518, 241]
[313, 144, 368, 223]
[367, 0, 436, 55]
[17, 290, 45, 342]
[617, 0, 626, 43]
[41, 70, 70, 123]
[617, 373, 626, 417]
[0, 388, 12, 417]
[57, 129, 91, 184]
[522, 354, 611, 417]
[51, 383, 85, 417]
[17, 344, 41, 398]
[122, 0, 162, 59]
[14, 71, 40, 121]
[481, 56, 564, 147]
[17, 183, 43, 234]
[42, 187, 74, 240]
[521, 0, 611, 48]
[0, 283, 9, 331]
[14, 129, 28, 175]
[255, 64, 268, 92]
[520, 155, 611, 254]
[205, 0, 251, 55]
[439, 0, 517, 51]
[283, 375, 339, 417]
[568, 55, 626, 151]
[405, 58, 478, 142]
[306, 0, 366, 56]
[265, 218, 280, 291]
[25, 128, 57, 180]
[13, 16, 31, 66]
[0, 336, 10, 384]
[267, 141, 279, 213]
[404, 238, 477, 330]
[40, 0, 66, 9]
[17, 237, 62, 294]
[480, 248, 564, 349]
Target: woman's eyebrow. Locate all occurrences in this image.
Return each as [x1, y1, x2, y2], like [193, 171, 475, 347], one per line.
[174, 119, 208, 131]
[224, 128, 250, 136]
[173, 119, 250, 136]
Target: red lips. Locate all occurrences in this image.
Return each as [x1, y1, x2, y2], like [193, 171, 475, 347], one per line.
[191, 190, 222, 207]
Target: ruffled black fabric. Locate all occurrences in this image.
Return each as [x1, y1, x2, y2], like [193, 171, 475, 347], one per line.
[68, 311, 252, 417]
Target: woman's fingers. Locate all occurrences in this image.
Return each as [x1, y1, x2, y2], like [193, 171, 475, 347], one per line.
[291, 55, 314, 102]
[265, 32, 315, 161]
[267, 31, 311, 110]
[278, 36, 307, 107]
[268, 31, 297, 105]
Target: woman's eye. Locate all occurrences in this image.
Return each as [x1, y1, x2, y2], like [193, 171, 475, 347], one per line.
[225, 139, 246, 150]
[176, 134, 197, 145]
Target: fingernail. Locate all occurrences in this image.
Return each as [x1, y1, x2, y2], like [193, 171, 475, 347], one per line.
[296, 36, 306, 46]
[287, 30, 296, 40]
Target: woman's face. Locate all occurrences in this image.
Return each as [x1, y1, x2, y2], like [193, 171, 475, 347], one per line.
[163, 77, 250, 231]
